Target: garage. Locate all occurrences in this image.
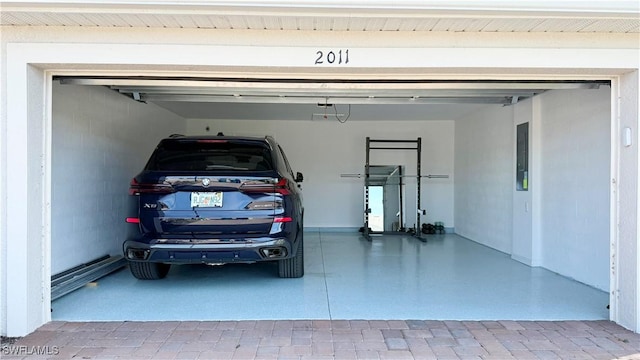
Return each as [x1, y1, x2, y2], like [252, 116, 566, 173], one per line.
[1, 1, 639, 337]
[44, 76, 612, 323]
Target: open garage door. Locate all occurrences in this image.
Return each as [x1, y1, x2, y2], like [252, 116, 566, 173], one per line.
[49, 75, 612, 323]
[58, 76, 605, 110]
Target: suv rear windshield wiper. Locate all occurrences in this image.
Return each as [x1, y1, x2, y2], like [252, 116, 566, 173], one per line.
[205, 165, 250, 171]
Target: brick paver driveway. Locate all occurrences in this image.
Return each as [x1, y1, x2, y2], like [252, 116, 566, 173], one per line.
[2, 320, 639, 359]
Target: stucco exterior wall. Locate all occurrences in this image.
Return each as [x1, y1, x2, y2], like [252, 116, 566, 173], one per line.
[1, 24, 638, 335]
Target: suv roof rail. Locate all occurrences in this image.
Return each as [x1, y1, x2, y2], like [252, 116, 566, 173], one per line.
[168, 134, 184, 138]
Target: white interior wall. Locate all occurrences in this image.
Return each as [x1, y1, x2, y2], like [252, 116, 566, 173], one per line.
[454, 88, 611, 291]
[51, 83, 185, 274]
[186, 119, 455, 230]
[454, 105, 514, 253]
[539, 87, 611, 291]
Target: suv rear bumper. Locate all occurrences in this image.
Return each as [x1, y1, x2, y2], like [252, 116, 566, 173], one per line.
[124, 237, 293, 264]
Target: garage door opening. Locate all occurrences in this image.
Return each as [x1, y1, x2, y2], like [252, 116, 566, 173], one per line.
[49, 76, 612, 322]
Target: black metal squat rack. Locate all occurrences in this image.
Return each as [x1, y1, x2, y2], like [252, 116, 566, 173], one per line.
[363, 137, 425, 242]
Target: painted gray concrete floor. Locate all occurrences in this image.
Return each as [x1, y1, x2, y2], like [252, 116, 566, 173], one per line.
[52, 232, 609, 322]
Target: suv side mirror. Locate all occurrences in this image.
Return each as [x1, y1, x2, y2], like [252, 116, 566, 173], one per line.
[295, 172, 304, 183]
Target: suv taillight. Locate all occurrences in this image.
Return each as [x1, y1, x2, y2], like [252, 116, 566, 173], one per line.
[239, 178, 290, 195]
[275, 178, 291, 195]
[129, 178, 175, 195]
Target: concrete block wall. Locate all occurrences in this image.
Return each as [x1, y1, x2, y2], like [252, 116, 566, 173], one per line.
[51, 83, 184, 274]
[454, 88, 611, 291]
[454, 105, 514, 254]
[539, 87, 611, 291]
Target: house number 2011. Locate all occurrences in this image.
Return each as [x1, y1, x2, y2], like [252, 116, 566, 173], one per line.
[314, 49, 350, 65]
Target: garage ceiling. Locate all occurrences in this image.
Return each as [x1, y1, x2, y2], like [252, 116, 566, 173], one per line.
[57, 77, 607, 121]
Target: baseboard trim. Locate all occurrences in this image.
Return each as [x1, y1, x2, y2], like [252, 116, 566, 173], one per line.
[304, 226, 455, 234]
[304, 227, 360, 233]
[511, 254, 533, 266]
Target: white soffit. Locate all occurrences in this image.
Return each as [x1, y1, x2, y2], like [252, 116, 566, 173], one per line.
[1, 1, 638, 33]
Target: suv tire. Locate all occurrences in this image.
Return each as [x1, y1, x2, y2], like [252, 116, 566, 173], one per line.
[129, 261, 171, 280]
[278, 233, 304, 278]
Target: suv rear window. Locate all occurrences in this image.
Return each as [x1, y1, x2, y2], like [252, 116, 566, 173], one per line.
[145, 140, 274, 171]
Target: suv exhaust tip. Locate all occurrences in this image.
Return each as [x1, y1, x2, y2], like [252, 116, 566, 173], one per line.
[126, 248, 150, 260]
[260, 247, 288, 259]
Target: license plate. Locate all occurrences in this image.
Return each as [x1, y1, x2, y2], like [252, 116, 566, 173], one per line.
[191, 192, 223, 208]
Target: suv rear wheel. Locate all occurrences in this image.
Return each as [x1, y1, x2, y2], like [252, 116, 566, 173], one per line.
[278, 234, 304, 278]
[129, 261, 171, 280]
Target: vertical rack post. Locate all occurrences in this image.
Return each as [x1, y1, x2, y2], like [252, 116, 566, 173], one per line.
[398, 165, 403, 229]
[364, 137, 371, 241]
[416, 138, 425, 242]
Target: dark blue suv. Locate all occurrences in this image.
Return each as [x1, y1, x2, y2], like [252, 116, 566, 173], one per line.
[124, 135, 304, 279]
